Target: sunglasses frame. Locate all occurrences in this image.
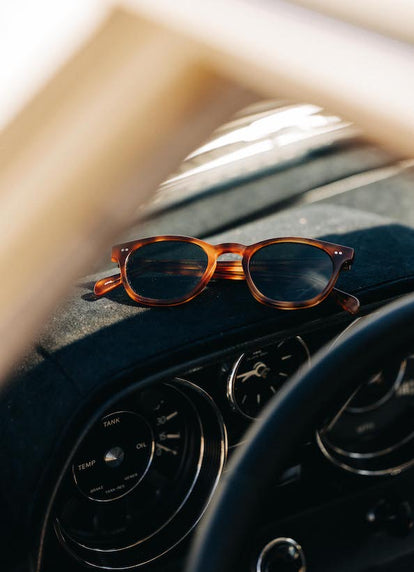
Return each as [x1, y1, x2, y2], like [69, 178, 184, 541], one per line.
[94, 235, 357, 313]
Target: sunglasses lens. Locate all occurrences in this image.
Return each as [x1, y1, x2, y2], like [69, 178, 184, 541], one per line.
[126, 240, 209, 302]
[249, 242, 333, 303]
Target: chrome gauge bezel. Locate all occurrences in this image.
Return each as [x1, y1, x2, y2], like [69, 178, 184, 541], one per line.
[227, 336, 310, 420]
[345, 359, 406, 414]
[61, 388, 205, 554]
[256, 537, 306, 572]
[316, 431, 414, 477]
[319, 360, 408, 461]
[317, 319, 414, 476]
[54, 378, 227, 569]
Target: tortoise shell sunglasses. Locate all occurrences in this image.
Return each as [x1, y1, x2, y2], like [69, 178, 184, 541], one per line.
[94, 236, 359, 314]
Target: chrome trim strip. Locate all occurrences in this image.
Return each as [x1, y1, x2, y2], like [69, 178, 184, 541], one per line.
[300, 159, 414, 207]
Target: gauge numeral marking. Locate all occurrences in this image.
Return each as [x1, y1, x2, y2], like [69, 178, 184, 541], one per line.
[156, 411, 178, 425]
[398, 380, 414, 396]
[159, 432, 181, 441]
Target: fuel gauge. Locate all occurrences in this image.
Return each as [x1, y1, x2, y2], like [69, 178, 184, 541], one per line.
[227, 337, 310, 419]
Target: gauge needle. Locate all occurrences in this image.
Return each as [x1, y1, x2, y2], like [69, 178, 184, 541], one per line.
[237, 370, 257, 382]
[237, 361, 269, 382]
[323, 385, 361, 433]
[156, 443, 178, 456]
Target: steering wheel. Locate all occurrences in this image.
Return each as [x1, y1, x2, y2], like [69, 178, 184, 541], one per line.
[186, 293, 414, 571]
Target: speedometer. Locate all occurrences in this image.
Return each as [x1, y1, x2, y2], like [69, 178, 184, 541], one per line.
[317, 355, 414, 475]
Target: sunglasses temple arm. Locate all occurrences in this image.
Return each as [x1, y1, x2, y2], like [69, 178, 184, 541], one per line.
[331, 287, 360, 315]
[94, 274, 122, 296]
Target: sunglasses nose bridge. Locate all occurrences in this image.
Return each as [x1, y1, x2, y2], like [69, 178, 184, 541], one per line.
[214, 243, 246, 256]
[212, 243, 247, 281]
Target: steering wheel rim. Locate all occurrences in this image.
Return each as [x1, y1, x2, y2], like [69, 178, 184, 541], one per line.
[186, 293, 414, 572]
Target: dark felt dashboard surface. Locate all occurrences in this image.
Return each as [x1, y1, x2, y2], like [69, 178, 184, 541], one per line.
[2, 202, 414, 564]
[37, 202, 414, 388]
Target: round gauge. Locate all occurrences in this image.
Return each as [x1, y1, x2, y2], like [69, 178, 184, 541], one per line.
[317, 355, 414, 475]
[346, 361, 405, 413]
[55, 379, 226, 569]
[72, 410, 154, 502]
[227, 337, 310, 420]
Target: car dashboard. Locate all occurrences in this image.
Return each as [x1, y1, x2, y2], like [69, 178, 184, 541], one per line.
[38, 308, 414, 572]
[3, 103, 414, 572]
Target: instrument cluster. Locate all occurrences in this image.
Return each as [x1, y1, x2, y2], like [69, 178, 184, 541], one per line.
[53, 322, 414, 569]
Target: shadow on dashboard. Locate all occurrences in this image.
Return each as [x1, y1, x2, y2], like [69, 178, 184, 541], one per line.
[80, 220, 414, 312]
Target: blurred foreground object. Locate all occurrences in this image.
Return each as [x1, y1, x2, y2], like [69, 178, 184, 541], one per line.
[1, 0, 414, 383]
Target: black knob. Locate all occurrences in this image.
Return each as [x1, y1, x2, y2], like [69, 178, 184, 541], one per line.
[257, 538, 306, 572]
[367, 499, 413, 537]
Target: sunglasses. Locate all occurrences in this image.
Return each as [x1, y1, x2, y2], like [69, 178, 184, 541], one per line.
[94, 236, 359, 314]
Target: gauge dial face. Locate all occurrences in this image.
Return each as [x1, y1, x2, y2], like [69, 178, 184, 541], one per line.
[72, 411, 154, 502]
[320, 359, 407, 457]
[346, 361, 405, 413]
[56, 379, 226, 569]
[227, 337, 310, 419]
[317, 356, 414, 475]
